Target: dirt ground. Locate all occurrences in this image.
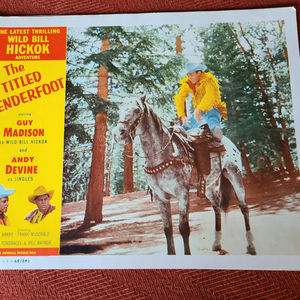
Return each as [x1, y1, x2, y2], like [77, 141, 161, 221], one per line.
[60, 179, 300, 256]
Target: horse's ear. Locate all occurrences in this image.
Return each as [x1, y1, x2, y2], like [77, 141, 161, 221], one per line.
[140, 95, 148, 112]
[141, 95, 146, 106]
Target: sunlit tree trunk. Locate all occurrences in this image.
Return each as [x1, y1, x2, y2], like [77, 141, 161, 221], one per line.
[84, 113, 107, 225]
[84, 39, 109, 225]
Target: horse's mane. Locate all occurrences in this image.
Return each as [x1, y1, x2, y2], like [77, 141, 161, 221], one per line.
[134, 97, 166, 134]
[147, 106, 166, 134]
[136, 98, 193, 158]
[147, 104, 194, 158]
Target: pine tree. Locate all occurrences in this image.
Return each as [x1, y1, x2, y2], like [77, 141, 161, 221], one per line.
[63, 25, 185, 204]
[198, 22, 298, 177]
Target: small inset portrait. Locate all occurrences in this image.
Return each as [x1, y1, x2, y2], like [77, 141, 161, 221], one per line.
[25, 186, 55, 224]
[0, 184, 15, 226]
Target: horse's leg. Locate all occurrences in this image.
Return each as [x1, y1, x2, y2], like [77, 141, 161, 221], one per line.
[205, 156, 223, 252]
[178, 188, 191, 255]
[212, 205, 222, 251]
[224, 165, 256, 255]
[154, 194, 176, 255]
[239, 204, 256, 255]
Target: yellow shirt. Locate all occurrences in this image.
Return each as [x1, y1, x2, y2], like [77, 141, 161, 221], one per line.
[31, 210, 43, 224]
[173, 72, 227, 119]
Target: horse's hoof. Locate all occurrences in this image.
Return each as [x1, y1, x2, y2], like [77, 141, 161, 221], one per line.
[212, 244, 222, 251]
[219, 249, 229, 255]
[247, 245, 256, 255]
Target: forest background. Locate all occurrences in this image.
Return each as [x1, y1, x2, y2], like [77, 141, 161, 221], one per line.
[62, 20, 299, 225]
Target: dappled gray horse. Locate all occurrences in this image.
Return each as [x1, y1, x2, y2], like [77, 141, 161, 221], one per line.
[113, 96, 256, 255]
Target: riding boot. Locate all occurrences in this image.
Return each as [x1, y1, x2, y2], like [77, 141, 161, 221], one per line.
[192, 140, 210, 198]
[210, 127, 224, 148]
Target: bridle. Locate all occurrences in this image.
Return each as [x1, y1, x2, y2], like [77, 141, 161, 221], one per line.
[118, 109, 144, 141]
[117, 105, 194, 174]
[117, 107, 174, 159]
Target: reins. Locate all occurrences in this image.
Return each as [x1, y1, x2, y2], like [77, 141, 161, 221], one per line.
[134, 130, 175, 159]
[118, 110, 175, 159]
[118, 109, 144, 141]
[117, 104, 196, 176]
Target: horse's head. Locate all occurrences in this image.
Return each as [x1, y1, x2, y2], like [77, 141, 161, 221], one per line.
[113, 96, 146, 145]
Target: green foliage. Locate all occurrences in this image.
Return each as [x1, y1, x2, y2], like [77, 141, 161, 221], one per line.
[63, 25, 185, 201]
[63, 21, 298, 202]
[84, 26, 185, 101]
[198, 21, 297, 170]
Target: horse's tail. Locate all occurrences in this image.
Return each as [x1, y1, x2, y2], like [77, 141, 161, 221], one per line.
[220, 174, 233, 212]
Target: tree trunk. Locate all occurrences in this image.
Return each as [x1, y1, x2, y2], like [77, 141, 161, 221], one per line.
[176, 35, 182, 54]
[84, 39, 110, 223]
[105, 161, 112, 197]
[232, 24, 296, 176]
[176, 35, 187, 117]
[262, 34, 296, 176]
[135, 156, 140, 191]
[240, 146, 256, 183]
[281, 136, 296, 176]
[279, 162, 286, 176]
[84, 113, 107, 225]
[97, 39, 109, 100]
[123, 143, 134, 193]
[261, 152, 274, 173]
[277, 21, 290, 68]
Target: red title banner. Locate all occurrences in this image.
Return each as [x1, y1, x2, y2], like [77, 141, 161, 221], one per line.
[0, 27, 67, 61]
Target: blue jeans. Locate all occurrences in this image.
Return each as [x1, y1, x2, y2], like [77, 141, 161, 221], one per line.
[182, 108, 221, 132]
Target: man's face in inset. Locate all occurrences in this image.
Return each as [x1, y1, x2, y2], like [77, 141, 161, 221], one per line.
[34, 194, 50, 213]
[0, 197, 9, 213]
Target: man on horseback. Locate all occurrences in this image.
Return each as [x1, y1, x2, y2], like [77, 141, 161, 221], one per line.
[173, 62, 227, 180]
[114, 93, 256, 255]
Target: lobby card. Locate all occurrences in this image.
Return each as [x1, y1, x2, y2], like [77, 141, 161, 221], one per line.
[0, 7, 299, 270]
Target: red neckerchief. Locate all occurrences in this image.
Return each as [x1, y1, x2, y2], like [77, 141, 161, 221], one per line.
[186, 79, 200, 94]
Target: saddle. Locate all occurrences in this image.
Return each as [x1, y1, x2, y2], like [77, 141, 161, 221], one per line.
[169, 124, 226, 198]
[190, 134, 226, 153]
[170, 125, 225, 174]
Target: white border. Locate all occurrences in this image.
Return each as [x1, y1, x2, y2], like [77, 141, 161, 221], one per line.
[0, 255, 299, 270]
[0, 7, 300, 270]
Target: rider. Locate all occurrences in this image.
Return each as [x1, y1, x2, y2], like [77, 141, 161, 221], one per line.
[173, 62, 227, 177]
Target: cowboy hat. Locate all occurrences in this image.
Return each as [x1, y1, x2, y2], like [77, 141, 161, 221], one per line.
[0, 184, 15, 199]
[28, 186, 54, 203]
[186, 62, 207, 74]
